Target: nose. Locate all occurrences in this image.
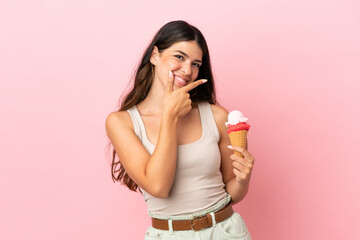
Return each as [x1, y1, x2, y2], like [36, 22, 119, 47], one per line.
[181, 61, 192, 76]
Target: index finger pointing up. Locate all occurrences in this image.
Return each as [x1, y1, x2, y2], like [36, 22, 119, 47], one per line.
[166, 71, 174, 93]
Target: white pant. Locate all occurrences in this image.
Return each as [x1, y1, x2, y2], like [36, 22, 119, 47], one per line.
[145, 197, 251, 240]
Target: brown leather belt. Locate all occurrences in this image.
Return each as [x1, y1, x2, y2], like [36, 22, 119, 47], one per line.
[151, 204, 234, 231]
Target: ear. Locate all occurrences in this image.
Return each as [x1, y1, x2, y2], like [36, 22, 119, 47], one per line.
[150, 46, 160, 65]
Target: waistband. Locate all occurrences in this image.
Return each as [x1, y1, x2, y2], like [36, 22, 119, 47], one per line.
[148, 194, 232, 221]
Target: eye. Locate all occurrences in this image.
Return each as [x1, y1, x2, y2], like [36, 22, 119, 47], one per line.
[174, 55, 184, 60]
[192, 63, 201, 68]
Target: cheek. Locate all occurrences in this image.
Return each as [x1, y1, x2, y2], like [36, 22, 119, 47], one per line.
[158, 58, 175, 77]
[191, 69, 200, 81]
[168, 62, 176, 71]
[168, 60, 181, 71]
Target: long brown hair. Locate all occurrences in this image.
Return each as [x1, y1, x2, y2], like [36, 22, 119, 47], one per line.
[109, 20, 217, 191]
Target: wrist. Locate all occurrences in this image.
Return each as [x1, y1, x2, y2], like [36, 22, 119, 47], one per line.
[162, 109, 178, 123]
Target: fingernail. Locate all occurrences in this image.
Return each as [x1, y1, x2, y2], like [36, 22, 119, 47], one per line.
[227, 145, 232, 149]
[202, 79, 207, 83]
[169, 71, 173, 78]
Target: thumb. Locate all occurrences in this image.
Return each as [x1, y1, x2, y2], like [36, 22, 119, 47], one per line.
[166, 70, 174, 93]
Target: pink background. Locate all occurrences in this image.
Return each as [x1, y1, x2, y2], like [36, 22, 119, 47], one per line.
[1, 1, 359, 239]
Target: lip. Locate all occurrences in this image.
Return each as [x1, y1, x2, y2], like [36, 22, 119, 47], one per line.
[174, 75, 190, 87]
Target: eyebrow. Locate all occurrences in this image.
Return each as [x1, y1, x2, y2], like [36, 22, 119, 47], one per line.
[175, 50, 202, 63]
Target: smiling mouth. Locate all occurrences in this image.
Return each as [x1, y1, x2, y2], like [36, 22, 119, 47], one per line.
[174, 75, 188, 86]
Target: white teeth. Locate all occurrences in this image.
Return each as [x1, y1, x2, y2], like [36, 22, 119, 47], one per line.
[175, 76, 186, 83]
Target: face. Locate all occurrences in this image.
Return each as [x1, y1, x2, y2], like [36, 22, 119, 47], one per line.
[150, 40, 203, 91]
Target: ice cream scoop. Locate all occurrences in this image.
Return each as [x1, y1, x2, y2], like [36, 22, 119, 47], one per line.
[225, 110, 248, 126]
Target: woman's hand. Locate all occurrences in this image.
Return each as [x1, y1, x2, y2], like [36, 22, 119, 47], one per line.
[228, 145, 255, 185]
[163, 71, 207, 118]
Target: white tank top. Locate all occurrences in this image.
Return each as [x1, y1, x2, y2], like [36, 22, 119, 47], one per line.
[126, 102, 228, 215]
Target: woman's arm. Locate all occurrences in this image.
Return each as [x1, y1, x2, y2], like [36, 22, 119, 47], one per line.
[106, 74, 206, 198]
[211, 104, 255, 204]
[106, 109, 177, 198]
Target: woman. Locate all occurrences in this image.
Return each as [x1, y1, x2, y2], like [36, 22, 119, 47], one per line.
[106, 20, 255, 239]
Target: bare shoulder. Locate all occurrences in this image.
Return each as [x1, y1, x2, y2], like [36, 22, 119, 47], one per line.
[210, 104, 229, 126]
[105, 110, 134, 133]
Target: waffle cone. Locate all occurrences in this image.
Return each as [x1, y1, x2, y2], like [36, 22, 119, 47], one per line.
[228, 130, 248, 157]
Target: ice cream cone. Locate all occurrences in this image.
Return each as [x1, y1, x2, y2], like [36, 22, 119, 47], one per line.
[225, 110, 250, 157]
[228, 130, 248, 157]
